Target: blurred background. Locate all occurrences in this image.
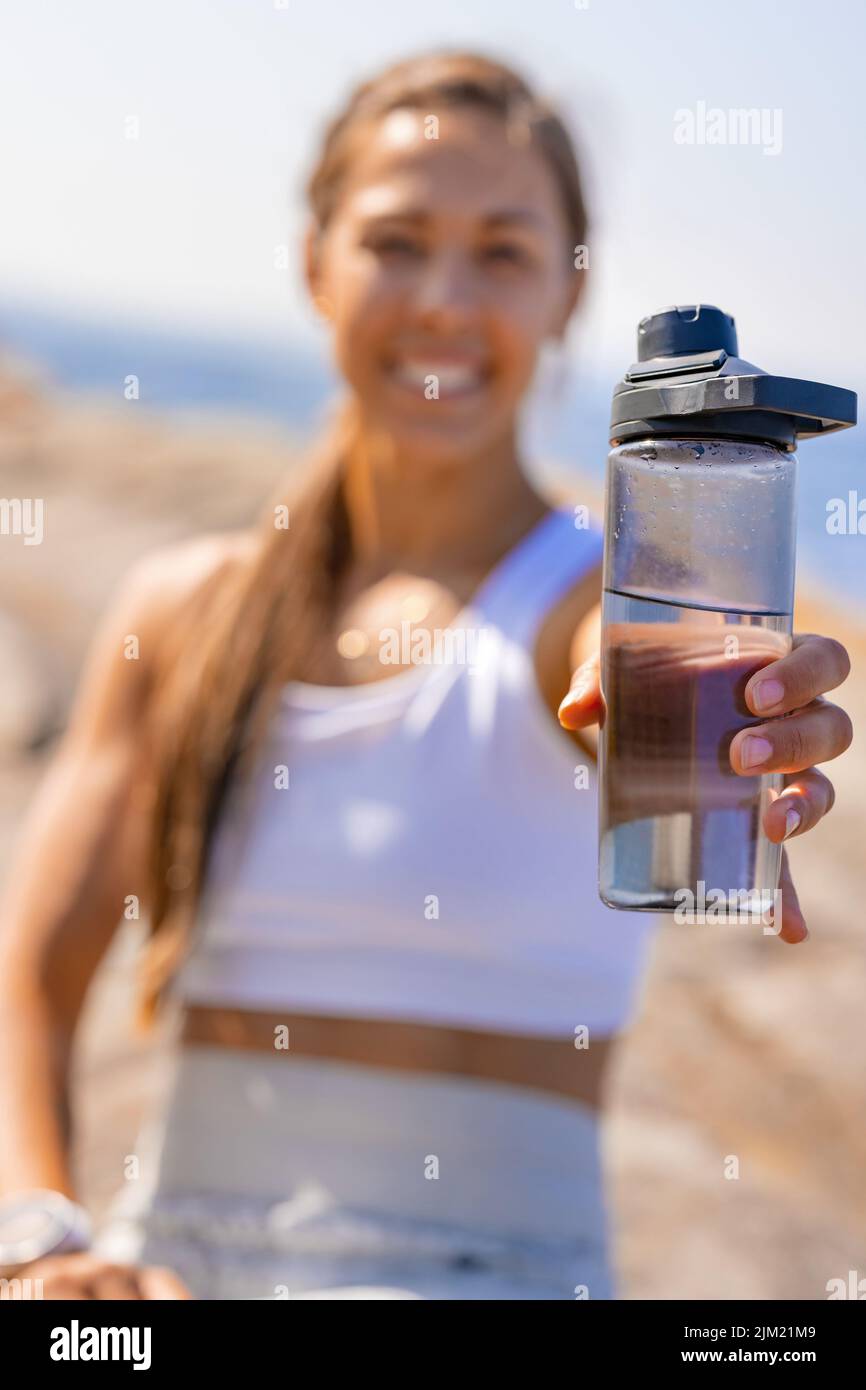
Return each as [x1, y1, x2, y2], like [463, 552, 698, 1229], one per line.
[1, 0, 864, 1298]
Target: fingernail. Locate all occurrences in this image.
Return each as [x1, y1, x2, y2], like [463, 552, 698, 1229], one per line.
[783, 807, 802, 838]
[751, 678, 784, 712]
[740, 735, 773, 769]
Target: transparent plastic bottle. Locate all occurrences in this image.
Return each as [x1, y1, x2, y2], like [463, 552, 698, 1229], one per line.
[598, 306, 856, 916]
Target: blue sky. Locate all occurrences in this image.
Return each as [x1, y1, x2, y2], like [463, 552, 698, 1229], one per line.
[1, 0, 864, 389]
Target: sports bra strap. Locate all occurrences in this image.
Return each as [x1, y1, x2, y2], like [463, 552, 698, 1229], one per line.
[471, 507, 604, 644]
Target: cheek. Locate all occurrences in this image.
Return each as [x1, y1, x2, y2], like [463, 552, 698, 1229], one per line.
[491, 296, 555, 386]
[325, 262, 402, 379]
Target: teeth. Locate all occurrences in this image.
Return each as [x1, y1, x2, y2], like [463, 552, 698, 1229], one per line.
[437, 365, 479, 389]
[393, 361, 482, 392]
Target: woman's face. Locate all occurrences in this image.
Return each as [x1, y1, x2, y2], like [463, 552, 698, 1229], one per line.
[308, 105, 582, 466]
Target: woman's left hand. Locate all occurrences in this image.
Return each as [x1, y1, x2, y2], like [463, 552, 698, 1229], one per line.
[558, 631, 854, 945]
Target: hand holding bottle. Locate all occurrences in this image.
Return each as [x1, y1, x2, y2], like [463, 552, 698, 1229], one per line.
[559, 631, 852, 944]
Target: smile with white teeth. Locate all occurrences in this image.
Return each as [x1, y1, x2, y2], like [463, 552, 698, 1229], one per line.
[390, 359, 487, 397]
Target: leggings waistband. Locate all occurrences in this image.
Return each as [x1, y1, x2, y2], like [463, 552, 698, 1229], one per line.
[120, 1044, 610, 1247]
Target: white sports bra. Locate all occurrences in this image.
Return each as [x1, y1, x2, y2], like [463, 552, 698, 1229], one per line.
[168, 506, 658, 1038]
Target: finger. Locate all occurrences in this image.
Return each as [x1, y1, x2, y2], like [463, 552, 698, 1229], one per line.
[762, 768, 836, 843]
[39, 1252, 102, 1275]
[138, 1264, 195, 1300]
[729, 700, 853, 775]
[91, 1264, 146, 1300]
[43, 1279, 95, 1299]
[558, 653, 602, 729]
[775, 849, 808, 944]
[745, 633, 851, 716]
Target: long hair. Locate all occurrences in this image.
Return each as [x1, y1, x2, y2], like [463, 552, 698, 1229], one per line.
[135, 50, 589, 1030]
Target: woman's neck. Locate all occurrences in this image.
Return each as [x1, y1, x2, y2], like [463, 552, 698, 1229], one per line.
[341, 424, 549, 580]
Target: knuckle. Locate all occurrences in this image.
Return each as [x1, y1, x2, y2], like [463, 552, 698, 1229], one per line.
[790, 636, 849, 704]
[837, 707, 854, 752]
[798, 645, 827, 701]
[805, 635, 850, 690]
[826, 636, 852, 682]
[782, 719, 807, 767]
[823, 776, 837, 814]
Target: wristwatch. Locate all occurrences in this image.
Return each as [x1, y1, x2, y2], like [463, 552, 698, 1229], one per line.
[0, 1189, 92, 1271]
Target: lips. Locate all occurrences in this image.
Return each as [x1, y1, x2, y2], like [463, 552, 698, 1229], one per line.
[387, 355, 490, 399]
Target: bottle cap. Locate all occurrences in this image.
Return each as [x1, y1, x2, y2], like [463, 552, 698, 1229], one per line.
[610, 304, 857, 448]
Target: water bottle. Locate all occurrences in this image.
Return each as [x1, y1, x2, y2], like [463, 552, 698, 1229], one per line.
[598, 305, 856, 918]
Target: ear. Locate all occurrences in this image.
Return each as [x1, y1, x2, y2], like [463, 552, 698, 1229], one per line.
[304, 223, 332, 319]
[550, 263, 588, 340]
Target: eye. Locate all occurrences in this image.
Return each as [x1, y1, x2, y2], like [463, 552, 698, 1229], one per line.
[365, 232, 424, 259]
[481, 241, 531, 266]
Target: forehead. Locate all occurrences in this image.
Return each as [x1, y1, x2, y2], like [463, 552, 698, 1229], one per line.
[337, 106, 568, 231]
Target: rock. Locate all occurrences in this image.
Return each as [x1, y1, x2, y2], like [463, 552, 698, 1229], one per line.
[0, 608, 61, 754]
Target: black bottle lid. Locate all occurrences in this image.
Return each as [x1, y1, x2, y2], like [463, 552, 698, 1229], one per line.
[610, 304, 857, 449]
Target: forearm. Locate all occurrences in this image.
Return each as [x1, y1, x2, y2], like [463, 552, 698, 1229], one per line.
[0, 976, 77, 1200]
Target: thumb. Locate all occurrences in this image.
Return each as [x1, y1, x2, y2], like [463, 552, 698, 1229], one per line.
[558, 651, 603, 730]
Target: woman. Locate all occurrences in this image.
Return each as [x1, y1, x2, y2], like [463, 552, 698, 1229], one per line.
[0, 52, 852, 1300]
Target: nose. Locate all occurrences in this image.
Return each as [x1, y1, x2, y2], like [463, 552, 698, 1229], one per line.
[413, 249, 479, 328]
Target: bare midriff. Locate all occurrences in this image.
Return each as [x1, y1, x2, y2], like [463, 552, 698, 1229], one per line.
[179, 1005, 616, 1108]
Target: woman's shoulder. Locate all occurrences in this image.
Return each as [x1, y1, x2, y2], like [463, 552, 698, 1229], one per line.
[123, 529, 259, 610]
[91, 530, 260, 697]
[108, 528, 259, 653]
[57, 530, 259, 756]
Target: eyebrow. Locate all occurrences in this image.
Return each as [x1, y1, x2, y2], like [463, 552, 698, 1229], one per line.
[363, 208, 547, 231]
[482, 209, 547, 229]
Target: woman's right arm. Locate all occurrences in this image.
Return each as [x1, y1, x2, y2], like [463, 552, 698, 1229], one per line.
[0, 536, 241, 1295]
[0, 553, 170, 1200]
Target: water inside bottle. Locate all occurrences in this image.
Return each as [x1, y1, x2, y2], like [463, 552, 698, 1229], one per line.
[599, 587, 791, 913]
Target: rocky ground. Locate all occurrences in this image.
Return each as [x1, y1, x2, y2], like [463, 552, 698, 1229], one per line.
[1, 370, 864, 1300]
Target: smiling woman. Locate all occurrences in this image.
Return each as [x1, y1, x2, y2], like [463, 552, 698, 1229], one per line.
[0, 48, 853, 1303]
